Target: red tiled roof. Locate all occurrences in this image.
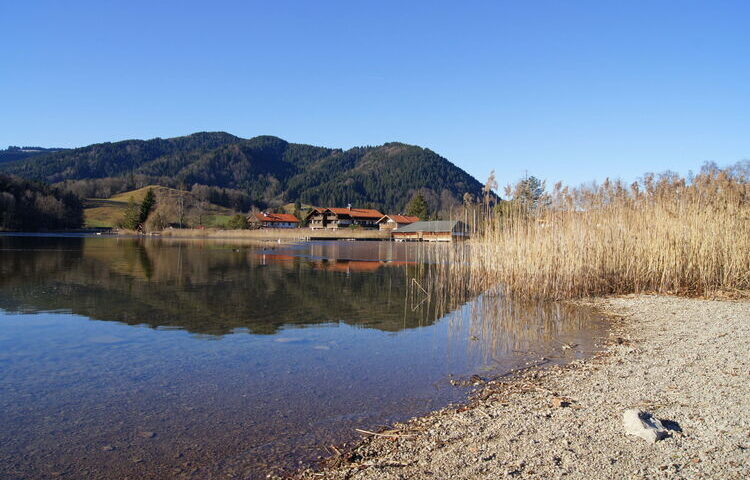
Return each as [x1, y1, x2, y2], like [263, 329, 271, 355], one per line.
[313, 260, 384, 272]
[253, 212, 299, 223]
[326, 208, 383, 219]
[258, 254, 296, 262]
[379, 214, 419, 224]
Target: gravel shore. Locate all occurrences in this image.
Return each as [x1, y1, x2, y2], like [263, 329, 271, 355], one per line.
[293, 295, 750, 479]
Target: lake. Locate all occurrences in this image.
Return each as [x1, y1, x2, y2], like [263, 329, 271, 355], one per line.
[0, 235, 608, 479]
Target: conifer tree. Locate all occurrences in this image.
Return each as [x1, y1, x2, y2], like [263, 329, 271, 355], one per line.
[406, 193, 428, 220]
[139, 188, 156, 225]
[121, 198, 141, 230]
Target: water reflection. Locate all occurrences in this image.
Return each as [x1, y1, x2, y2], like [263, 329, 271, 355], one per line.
[0, 236, 608, 479]
[448, 294, 602, 369]
[0, 236, 442, 335]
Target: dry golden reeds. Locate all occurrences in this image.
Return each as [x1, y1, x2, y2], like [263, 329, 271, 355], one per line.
[437, 164, 750, 300]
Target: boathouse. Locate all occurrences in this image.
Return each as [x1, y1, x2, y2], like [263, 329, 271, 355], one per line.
[376, 214, 420, 231]
[392, 220, 469, 242]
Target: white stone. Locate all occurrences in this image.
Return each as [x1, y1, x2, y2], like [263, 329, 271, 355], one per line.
[622, 409, 668, 443]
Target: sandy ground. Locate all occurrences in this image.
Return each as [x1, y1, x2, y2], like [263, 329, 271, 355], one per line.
[292, 295, 750, 480]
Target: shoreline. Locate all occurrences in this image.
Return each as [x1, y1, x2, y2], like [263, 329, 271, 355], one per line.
[1, 229, 393, 242]
[157, 228, 390, 241]
[289, 295, 749, 479]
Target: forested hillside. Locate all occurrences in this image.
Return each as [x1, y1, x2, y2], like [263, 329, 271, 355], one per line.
[0, 174, 83, 230]
[2, 132, 240, 180]
[0, 146, 66, 164]
[0, 132, 486, 214]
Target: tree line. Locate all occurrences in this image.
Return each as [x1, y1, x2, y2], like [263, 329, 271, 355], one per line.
[0, 174, 83, 231]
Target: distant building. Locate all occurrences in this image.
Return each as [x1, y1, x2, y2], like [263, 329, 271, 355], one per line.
[376, 214, 420, 231]
[306, 206, 384, 230]
[392, 220, 469, 242]
[312, 259, 385, 273]
[247, 212, 300, 229]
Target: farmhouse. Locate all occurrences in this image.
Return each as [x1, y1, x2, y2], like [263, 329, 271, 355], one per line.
[247, 212, 300, 229]
[312, 260, 385, 273]
[306, 206, 384, 230]
[392, 220, 469, 242]
[376, 214, 420, 230]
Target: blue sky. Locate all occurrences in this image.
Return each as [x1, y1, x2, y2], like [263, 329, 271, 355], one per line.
[1, 0, 748, 186]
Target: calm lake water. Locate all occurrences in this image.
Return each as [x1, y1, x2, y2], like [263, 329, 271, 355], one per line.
[0, 236, 608, 479]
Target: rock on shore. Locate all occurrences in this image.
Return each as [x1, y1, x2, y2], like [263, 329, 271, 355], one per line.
[293, 296, 750, 479]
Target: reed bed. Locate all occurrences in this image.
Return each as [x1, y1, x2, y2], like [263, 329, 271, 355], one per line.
[426, 165, 750, 300]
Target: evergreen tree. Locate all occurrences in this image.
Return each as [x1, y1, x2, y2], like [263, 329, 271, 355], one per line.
[406, 193, 428, 220]
[121, 198, 141, 230]
[139, 188, 156, 225]
[514, 176, 545, 210]
[119, 189, 156, 230]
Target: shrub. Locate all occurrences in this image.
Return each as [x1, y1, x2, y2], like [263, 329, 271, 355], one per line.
[227, 214, 248, 230]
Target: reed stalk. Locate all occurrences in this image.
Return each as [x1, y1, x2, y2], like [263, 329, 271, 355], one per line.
[435, 165, 750, 300]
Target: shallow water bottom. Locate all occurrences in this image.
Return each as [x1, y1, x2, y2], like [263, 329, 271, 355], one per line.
[0, 236, 609, 479]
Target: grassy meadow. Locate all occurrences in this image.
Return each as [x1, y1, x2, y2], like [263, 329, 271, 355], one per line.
[83, 186, 236, 228]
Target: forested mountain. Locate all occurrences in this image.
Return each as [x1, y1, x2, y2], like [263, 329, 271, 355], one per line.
[0, 146, 67, 164]
[0, 132, 486, 214]
[2, 132, 240, 180]
[0, 174, 83, 231]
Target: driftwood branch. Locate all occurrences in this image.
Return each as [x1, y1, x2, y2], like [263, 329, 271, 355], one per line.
[355, 428, 414, 438]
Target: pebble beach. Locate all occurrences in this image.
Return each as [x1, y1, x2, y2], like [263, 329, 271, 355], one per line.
[294, 295, 750, 480]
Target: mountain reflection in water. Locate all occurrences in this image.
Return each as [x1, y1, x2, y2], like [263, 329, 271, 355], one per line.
[0, 236, 442, 335]
[0, 236, 608, 479]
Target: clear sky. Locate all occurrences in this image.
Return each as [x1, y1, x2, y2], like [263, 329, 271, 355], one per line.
[1, 0, 748, 186]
